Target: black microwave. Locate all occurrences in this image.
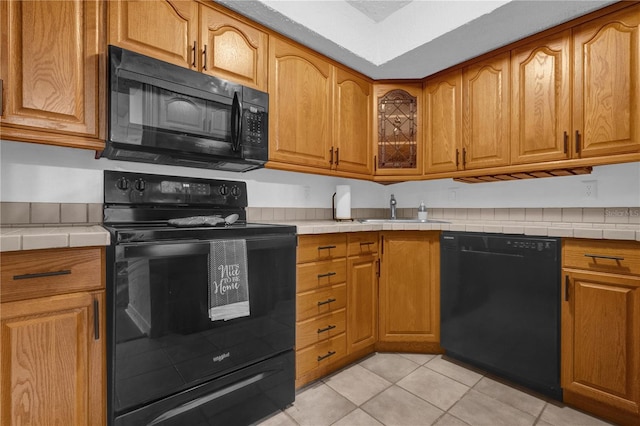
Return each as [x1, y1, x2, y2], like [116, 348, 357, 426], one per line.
[100, 46, 268, 172]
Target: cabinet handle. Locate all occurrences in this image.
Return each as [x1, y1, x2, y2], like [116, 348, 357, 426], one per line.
[317, 272, 337, 279]
[575, 130, 581, 154]
[360, 241, 374, 246]
[317, 325, 336, 334]
[202, 45, 208, 70]
[376, 259, 380, 277]
[564, 275, 570, 302]
[374, 155, 377, 172]
[455, 149, 459, 168]
[462, 148, 467, 167]
[335, 148, 339, 166]
[13, 269, 71, 280]
[329, 147, 334, 165]
[93, 299, 100, 340]
[563, 131, 568, 154]
[584, 253, 624, 261]
[318, 245, 336, 250]
[317, 298, 336, 306]
[381, 236, 384, 255]
[317, 351, 336, 362]
[192, 41, 197, 68]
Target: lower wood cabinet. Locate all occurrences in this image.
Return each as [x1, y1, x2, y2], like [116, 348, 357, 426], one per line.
[562, 239, 640, 426]
[0, 247, 106, 426]
[347, 233, 379, 354]
[378, 231, 441, 352]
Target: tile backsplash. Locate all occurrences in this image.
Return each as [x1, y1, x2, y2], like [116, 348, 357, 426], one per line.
[2, 202, 638, 227]
[1, 202, 103, 226]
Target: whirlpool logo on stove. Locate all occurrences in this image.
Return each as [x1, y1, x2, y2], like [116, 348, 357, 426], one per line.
[213, 352, 230, 363]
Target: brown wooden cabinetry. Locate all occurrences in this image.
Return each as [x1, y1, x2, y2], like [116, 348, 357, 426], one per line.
[268, 37, 373, 178]
[0, 247, 105, 426]
[562, 239, 640, 426]
[424, 70, 463, 174]
[511, 30, 571, 164]
[461, 52, 511, 170]
[295, 234, 348, 387]
[347, 232, 379, 354]
[373, 83, 423, 177]
[109, 0, 267, 90]
[0, 0, 105, 149]
[378, 232, 440, 351]
[573, 5, 640, 158]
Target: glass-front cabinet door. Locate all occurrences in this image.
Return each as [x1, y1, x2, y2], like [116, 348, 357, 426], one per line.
[373, 83, 423, 177]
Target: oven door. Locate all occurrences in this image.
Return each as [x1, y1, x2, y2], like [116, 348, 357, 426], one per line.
[108, 233, 296, 418]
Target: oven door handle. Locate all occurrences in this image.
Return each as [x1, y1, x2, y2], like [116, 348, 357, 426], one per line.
[117, 234, 296, 260]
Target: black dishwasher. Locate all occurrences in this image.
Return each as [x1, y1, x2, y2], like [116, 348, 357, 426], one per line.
[440, 232, 562, 400]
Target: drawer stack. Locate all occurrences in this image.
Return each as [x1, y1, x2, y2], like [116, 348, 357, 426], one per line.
[295, 234, 347, 387]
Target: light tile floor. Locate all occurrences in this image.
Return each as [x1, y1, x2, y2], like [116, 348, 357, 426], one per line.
[257, 353, 615, 426]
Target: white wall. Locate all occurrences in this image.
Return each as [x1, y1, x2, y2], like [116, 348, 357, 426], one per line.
[1, 140, 638, 208]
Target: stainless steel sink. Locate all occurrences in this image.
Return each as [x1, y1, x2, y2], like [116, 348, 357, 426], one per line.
[357, 218, 449, 224]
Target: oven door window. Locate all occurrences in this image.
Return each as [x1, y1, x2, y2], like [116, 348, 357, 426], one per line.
[112, 235, 295, 414]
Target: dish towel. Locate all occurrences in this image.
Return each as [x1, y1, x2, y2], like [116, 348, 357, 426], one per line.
[208, 239, 250, 321]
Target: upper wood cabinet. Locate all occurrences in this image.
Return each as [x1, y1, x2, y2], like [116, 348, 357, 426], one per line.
[424, 70, 463, 173]
[511, 30, 571, 165]
[334, 67, 373, 175]
[109, 0, 268, 90]
[573, 4, 640, 158]
[461, 52, 511, 170]
[268, 37, 373, 177]
[269, 37, 333, 169]
[0, 0, 105, 149]
[373, 84, 423, 176]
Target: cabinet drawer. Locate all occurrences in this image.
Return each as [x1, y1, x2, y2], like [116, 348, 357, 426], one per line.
[348, 232, 379, 256]
[297, 284, 347, 321]
[1, 247, 104, 302]
[297, 258, 347, 292]
[563, 239, 640, 276]
[297, 234, 346, 263]
[296, 309, 346, 349]
[296, 333, 347, 377]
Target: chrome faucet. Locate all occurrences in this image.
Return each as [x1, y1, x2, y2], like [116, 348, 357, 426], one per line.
[390, 194, 397, 220]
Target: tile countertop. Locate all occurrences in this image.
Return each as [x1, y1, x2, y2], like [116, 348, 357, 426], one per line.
[268, 219, 640, 241]
[2, 219, 639, 252]
[0, 226, 110, 252]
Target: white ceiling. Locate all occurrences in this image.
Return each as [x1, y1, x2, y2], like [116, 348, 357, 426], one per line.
[215, 0, 617, 79]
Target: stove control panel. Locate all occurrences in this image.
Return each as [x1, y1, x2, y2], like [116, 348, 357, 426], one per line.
[104, 171, 247, 207]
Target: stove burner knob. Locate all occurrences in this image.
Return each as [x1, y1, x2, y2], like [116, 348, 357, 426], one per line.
[219, 185, 229, 196]
[116, 177, 130, 190]
[134, 178, 146, 191]
[230, 185, 242, 197]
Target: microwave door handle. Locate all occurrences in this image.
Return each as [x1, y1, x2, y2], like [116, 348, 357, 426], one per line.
[231, 92, 242, 152]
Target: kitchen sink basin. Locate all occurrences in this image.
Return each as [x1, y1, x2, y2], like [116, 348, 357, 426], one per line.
[357, 218, 449, 224]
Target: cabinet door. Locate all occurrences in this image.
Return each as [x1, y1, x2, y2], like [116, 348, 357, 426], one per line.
[462, 52, 511, 170]
[562, 270, 640, 418]
[0, 0, 104, 148]
[378, 232, 439, 343]
[425, 70, 463, 173]
[573, 5, 640, 158]
[1, 291, 105, 426]
[199, 5, 268, 90]
[374, 84, 423, 176]
[334, 68, 373, 175]
[269, 38, 333, 168]
[109, 0, 198, 69]
[347, 254, 378, 353]
[511, 31, 571, 164]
